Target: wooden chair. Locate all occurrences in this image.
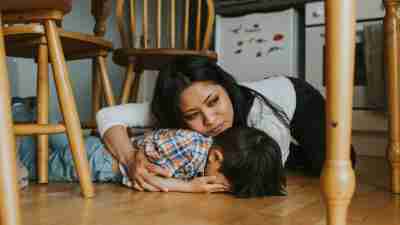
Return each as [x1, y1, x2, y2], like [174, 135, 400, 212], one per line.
[4, 1, 117, 127]
[0, 11, 22, 225]
[114, 0, 217, 103]
[0, 0, 119, 198]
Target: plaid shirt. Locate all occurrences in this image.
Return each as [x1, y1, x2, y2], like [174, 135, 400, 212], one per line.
[120, 129, 212, 186]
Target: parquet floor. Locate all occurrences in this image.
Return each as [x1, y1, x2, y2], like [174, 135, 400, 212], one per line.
[19, 156, 400, 225]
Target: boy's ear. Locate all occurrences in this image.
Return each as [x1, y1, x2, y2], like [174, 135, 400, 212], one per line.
[209, 148, 224, 163]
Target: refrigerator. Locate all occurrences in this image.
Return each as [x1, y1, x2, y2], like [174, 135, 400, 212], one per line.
[215, 8, 300, 82]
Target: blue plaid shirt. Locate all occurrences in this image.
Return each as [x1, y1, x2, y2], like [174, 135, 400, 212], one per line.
[120, 129, 212, 186]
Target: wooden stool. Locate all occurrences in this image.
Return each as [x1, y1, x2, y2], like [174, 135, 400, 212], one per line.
[0, 11, 22, 225]
[1, 0, 105, 198]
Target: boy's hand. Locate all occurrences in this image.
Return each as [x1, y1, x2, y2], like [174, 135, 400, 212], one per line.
[189, 176, 229, 193]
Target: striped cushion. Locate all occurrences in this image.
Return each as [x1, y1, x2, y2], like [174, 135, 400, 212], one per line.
[0, 0, 72, 13]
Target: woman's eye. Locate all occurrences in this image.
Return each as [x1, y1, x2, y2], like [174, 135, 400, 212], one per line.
[184, 112, 198, 121]
[208, 96, 219, 107]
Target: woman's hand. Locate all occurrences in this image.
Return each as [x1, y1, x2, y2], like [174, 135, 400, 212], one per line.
[101, 125, 172, 191]
[189, 176, 229, 193]
[126, 150, 171, 192]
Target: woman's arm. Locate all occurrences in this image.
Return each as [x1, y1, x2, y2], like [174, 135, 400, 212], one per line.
[102, 125, 135, 166]
[103, 127, 171, 191]
[96, 102, 155, 137]
[97, 103, 170, 191]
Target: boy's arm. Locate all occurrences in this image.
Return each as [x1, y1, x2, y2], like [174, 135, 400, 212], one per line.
[143, 176, 228, 193]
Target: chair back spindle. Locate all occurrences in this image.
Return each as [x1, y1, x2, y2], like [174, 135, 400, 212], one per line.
[183, 0, 190, 49]
[203, 0, 214, 50]
[156, 0, 161, 48]
[170, 0, 176, 48]
[195, 0, 201, 50]
[142, 0, 149, 48]
[116, 0, 214, 51]
[129, 0, 136, 48]
[116, 0, 130, 48]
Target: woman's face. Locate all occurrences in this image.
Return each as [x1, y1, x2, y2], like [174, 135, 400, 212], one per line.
[179, 81, 234, 136]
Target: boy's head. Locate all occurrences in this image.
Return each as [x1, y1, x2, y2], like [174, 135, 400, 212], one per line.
[206, 127, 287, 198]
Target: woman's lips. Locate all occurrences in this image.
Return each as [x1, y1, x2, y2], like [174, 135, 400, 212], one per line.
[209, 123, 225, 136]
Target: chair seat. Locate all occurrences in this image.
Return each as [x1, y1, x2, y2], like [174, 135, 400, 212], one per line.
[4, 24, 113, 60]
[0, 0, 72, 13]
[113, 48, 218, 70]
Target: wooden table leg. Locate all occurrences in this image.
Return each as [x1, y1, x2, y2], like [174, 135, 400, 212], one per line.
[384, 0, 400, 194]
[321, 1, 357, 225]
[0, 12, 22, 225]
[45, 20, 95, 198]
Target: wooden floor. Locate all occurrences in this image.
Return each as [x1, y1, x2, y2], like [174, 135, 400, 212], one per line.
[19, 156, 400, 225]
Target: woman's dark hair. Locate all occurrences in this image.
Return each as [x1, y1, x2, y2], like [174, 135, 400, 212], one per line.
[151, 56, 290, 129]
[213, 127, 287, 198]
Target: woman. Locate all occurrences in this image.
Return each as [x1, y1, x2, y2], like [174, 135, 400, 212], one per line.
[97, 56, 355, 191]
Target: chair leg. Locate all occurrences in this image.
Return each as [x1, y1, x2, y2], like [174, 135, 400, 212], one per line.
[130, 69, 142, 102]
[120, 63, 135, 104]
[384, 0, 400, 194]
[97, 56, 115, 106]
[92, 57, 102, 121]
[0, 13, 22, 225]
[37, 37, 49, 184]
[44, 20, 95, 198]
[321, 1, 356, 225]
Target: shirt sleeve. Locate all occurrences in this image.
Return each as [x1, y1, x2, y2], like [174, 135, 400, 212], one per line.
[241, 76, 296, 120]
[96, 102, 155, 138]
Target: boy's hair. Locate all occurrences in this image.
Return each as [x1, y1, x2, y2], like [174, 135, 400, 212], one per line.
[213, 127, 287, 198]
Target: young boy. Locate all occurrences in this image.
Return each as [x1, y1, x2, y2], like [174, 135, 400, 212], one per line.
[121, 127, 287, 198]
[18, 122, 285, 197]
[119, 128, 228, 193]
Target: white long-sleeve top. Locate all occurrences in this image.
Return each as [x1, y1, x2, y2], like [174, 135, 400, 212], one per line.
[96, 101, 155, 137]
[96, 76, 296, 164]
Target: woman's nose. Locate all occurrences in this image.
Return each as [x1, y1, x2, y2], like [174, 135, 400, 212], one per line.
[203, 110, 216, 126]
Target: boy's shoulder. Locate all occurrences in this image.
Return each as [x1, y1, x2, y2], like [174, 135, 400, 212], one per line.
[151, 128, 203, 137]
[147, 128, 211, 143]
